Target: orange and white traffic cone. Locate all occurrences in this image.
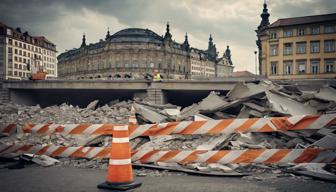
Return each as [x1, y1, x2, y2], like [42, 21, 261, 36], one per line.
[97, 125, 142, 191]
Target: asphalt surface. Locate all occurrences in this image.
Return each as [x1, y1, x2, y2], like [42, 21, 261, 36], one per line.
[0, 166, 335, 192]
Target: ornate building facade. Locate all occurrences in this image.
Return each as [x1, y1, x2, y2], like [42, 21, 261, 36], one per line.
[0, 22, 57, 80]
[256, 3, 336, 79]
[57, 23, 234, 80]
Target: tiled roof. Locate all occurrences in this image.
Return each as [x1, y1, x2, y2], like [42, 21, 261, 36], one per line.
[269, 13, 336, 28]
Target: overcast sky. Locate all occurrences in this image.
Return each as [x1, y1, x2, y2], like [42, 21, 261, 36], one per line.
[1, 0, 335, 73]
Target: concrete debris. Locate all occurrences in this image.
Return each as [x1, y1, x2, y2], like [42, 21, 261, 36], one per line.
[314, 86, 336, 103]
[196, 134, 231, 150]
[32, 155, 60, 167]
[1, 80, 336, 180]
[226, 82, 267, 100]
[194, 114, 214, 121]
[133, 103, 168, 123]
[86, 100, 99, 110]
[180, 91, 227, 119]
[132, 163, 247, 177]
[266, 90, 317, 115]
[290, 163, 336, 182]
[161, 108, 181, 117]
[311, 135, 336, 148]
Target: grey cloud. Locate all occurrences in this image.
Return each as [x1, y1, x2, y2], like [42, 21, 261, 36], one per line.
[0, 0, 335, 72]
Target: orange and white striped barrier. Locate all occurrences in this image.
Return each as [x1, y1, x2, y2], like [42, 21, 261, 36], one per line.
[132, 148, 336, 164]
[1, 143, 335, 164]
[97, 125, 142, 190]
[22, 123, 115, 135]
[3, 114, 331, 137]
[129, 114, 336, 138]
[0, 124, 16, 136]
[0, 143, 110, 159]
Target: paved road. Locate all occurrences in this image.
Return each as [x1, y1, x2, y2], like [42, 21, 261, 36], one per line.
[0, 166, 335, 192]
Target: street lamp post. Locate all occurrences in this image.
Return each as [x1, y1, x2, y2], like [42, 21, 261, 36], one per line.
[254, 51, 258, 75]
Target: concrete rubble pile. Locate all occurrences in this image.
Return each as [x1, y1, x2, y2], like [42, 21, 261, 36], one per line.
[1, 80, 336, 181]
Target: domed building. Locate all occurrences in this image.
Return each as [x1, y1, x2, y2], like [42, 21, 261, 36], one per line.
[57, 23, 233, 79]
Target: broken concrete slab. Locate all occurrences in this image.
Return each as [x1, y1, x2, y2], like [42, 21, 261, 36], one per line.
[290, 163, 336, 182]
[266, 90, 317, 115]
[32, 155, 60, 167]
[226, 82, 267, 100]
[237, 106, 251, 118]
[198, 91, 228, 111]
[133, 103, 168, 123]
[316, 128, 336, 138]
[291, 170, 336, 183]
[311, 135, 336, 148]
[162, 108, 181, 116]
[180, 91, 228, 119]
[194, 114, 214, 121]
[248, 110, 263, 117]
[314, 86, 336, 103]
[132, 163, 248, 177]
[86, 100, 99, 110]
[196, 134, 230, 150]
[243, 102, 267, 113]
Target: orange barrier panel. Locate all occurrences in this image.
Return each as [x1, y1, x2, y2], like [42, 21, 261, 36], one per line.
[4, 114, 332, 137]
[1, 143, 335, 164]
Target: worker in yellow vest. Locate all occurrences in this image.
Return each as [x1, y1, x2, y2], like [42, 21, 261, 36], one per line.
[153, 73, 162, 81]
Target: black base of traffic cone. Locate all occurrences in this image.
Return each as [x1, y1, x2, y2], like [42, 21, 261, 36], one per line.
[97, 179, 142, 191]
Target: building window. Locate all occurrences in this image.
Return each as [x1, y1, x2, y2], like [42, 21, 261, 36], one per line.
[271, 62, 277, 75]
[283, 30, 293, 37]
[297, 60, 306, 74]
[324, 40, 335, 52]
[270, 45, 278, 56]
[270, 32, 277, 39]
[311, 26, 320, 34]
[310, 41, 320, 53]
[325, 59, 334, 73]
[324, 25, 335, 33]
[296, 42, 306, 54]
[311, 60, 320, 74]
[284, 43, 292, 55]
[297, 28, 305, 36]
[6, 28, 13, 36]
[8, 38, 13, 45]
[284, 61, 292, 75]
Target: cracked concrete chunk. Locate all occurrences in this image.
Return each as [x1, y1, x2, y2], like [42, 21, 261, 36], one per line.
[32, 155, 60, 167]
[314, 86, 336, 102]
[266, 90, 317, 115]
[180, 91, 228, 119]
[133, 103, 167, 123]
[227, 82, 266, 100]
[311, 135, 336, 148]
[86, 100, 99, 110]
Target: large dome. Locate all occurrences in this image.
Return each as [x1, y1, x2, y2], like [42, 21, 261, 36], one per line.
[108, 28, 163, 43]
